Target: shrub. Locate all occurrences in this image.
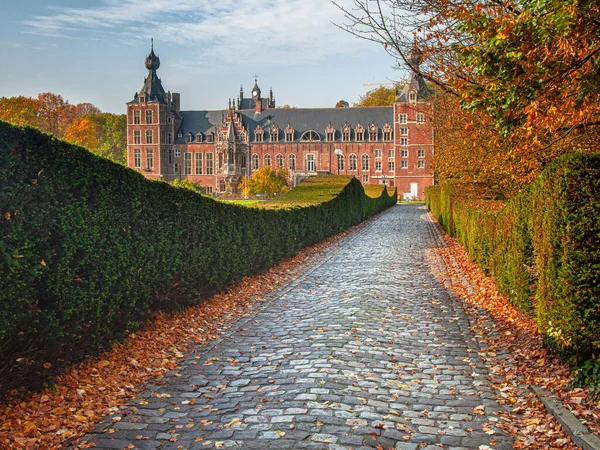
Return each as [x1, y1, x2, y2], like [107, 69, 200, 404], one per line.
[0, 121, 396, 365]
[427, 153, 600, 361]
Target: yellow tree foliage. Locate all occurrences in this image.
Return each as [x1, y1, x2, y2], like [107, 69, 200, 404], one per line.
[247, 166, 289, 198]
[355, 86, 397, 107]
[64, 117, 98, 149]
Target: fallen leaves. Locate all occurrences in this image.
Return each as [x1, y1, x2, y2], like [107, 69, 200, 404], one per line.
[0, 220, 375, 449]
[429, 216, 597, 449]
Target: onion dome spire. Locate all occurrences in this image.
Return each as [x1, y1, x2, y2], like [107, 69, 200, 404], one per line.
[145, 38, 161, 71]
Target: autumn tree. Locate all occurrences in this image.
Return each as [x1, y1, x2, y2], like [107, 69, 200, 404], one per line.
[246, 166, 289, 198]
[0, 96, 40, 127]
[36, 92, 77, 137]
[335, 100, 349, 108]
[64, 117, 99, 149]
[336, 0, 600, 193]
[355, 86, 397, 107]
[87, 113, 127, 163]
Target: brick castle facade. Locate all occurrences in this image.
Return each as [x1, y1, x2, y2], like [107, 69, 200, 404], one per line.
[126, 43, 434, 199]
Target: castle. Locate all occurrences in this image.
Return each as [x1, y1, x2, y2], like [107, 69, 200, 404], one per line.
[126, 43, 434, 199]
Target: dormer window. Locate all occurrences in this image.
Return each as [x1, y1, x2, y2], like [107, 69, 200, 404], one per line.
[355, 125, 365, 142]
[196, 133, 203, 143]
[342, 126, 351, 142]
[178, 131, 183, 138]
[300, 130, 321, 142]
[369, 126, 378, 141]
[186, 133, 193, 143]
[409, 92, 417, 102]
[270, 126, 279, 142]
[206, 133, 214, 143]
[383, 124, 393, 141]
[325, 125, 336, 142]
[285, 126, 294, 142]
[255, 126, 264, 143]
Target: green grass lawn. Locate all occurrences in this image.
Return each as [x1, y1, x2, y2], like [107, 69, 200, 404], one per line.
[220, 199, 264, 206]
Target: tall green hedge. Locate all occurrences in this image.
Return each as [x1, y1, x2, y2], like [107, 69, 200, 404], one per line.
[425, 154, 600, 360]
[0, 121, 396, 360]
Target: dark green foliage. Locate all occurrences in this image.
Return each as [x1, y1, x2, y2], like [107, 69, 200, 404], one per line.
[0, 121, 396, 365]
[425, 153, 600, 363]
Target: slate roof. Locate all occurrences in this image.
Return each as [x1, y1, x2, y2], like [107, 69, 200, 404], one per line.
[174, 107, 393, 144]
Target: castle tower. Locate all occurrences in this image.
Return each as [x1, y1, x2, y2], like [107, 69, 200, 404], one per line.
[393, 44, 435, 200]
[126, 40, 179, 181]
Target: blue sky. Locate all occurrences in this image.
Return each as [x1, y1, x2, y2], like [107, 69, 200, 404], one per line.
[0, 1, 406, 114]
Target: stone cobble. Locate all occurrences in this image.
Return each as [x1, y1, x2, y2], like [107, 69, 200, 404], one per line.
[77, 205, 512, 450]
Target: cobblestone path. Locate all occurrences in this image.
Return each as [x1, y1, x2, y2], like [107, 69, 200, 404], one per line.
[80, 205, 512, 450]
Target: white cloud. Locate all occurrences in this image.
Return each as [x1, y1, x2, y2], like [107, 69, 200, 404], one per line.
[23, 0, 371, 66]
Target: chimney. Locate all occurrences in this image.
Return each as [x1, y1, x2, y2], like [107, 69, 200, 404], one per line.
[171, 93, 181, 112]
[255, 99, 263, 113]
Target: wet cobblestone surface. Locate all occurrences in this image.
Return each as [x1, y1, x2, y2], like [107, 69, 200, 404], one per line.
[78, 205, 512, 450]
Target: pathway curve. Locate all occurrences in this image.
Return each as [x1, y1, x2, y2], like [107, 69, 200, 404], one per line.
[78, 205, 512, 450]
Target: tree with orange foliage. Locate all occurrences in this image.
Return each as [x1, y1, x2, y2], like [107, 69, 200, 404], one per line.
[336, 0, 600, 194]
[0, 96, 40, 127]
[247, 166, 289, 198]
[64, 117, 99, 149]
[36, 92, 77, 137]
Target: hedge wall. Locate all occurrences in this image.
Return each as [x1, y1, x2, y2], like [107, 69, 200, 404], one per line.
[425, 153, 600, 360]
[0, 121, 397, 360]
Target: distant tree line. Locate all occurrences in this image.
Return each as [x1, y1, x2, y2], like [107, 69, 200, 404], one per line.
[0, 93, 127, 164]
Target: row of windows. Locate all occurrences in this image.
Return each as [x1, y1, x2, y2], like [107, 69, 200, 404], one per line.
[132, 109, 169, 125]
[133, 148, 154, 169]
[398, 113, 425, 124]
[247, 154, 425, 172]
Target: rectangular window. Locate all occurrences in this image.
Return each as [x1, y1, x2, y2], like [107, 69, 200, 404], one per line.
[383, 131, 392, 141]
[168, 148, 173, 165]
[206, 153, 214, 174]
[219, 180, 226, 192]
[388, 160, 395, 171]
[418, 160, 425, 169]
[285, 132, 294, 142]
[255, 133, 264, 143]
[356, 131, 364, 141]
[175, 148, 181, 158]
[326, 131, 335, 141]
[342, 131, 350, 142]
[401, 159, 408, 169]
[195, 153, 203, 175]
[184, 152, 192, 175]
[133, 110, 140, 124]
[160, 130, 166, 143]
[205, 186, 213, 194]
[174, 163, 179, 173]
[399, 113, 407, 124]
[375, 160, 382, 172]
[306, 154, 316, 172]
[416, 113, 424, 123]
[362, 174, 369, 183]
[168, 132, 172, 144]
[375, 149, 382, 158]
[369, 131, 378, 141]
[388, 149, 394, 158]
[206, 134, 214, 143]
[134, 149, 141, 168]
[400, 137, 408, 146]
[145, 110, 153, 124]
[401, 127, 408, 136]
[401, 149, 408, 158]
[145, 130, 153, 144]
[134, 130, 141, 144]
[146, 148, 154, 168]
[418, 149, 425, 158]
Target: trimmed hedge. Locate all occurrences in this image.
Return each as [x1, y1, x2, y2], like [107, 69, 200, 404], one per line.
[425, 153, 600, 360]
[0, 121, 396, 360]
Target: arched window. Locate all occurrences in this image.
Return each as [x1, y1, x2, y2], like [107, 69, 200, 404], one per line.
[264, 154, 271, 167]
[251, 154, 259, 170]
[337, 155, 345, 172]
[300, 130, 321, 142]
[276, 154, 284, 168]
[361, 154, 370, 171]
[288, 154, 296, 171]
[349, 154, 357, 171]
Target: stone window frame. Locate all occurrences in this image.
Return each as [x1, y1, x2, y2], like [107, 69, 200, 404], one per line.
[418, 149, 426, 158]
[146, 148, 154, 169]
[400, 137, 409, 146]
[251, 154, 259, 171]
[400, 127, 409, 136]
[206, 152, 214, 174]
[416, 113, 425, 123]
[255, 126, 265, 143]
[401, 159, 408, 169]
[325, 125, 336, 142]
[145, 109, 153, 124]
[133, 110, 140, 124]
[270, 126, 279, 142]
[369, 125, 378, 141]
[375, 160, 382, 172]
[184, 152, 192, 175]
[174, 148, 181, 158]
[401, 149, 408, 158]
[264, 154, 271, 167]
[399, 113, 407, 124]
[288, 154, 296, 171]
[388, 160, 395, 172]
[133, 148, 141, 168]
[300, 130, 321, 142]
[342, 125, 351, 142]
[145, 130, 153, 144]
[196, 133, 203, 143]
[306, 154, 316, 172]
[418, 160, 425, 169]
[361, 154, 370, 171]
[133, 130, 141, 144]
[276, 154, 284, 168]
[355, 125, 365, 142]
[349, 154, 357, 171]
[186, 133, 193, 143]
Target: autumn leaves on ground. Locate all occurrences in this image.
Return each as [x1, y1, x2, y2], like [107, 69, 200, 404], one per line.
[0, 223, 361, 450]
